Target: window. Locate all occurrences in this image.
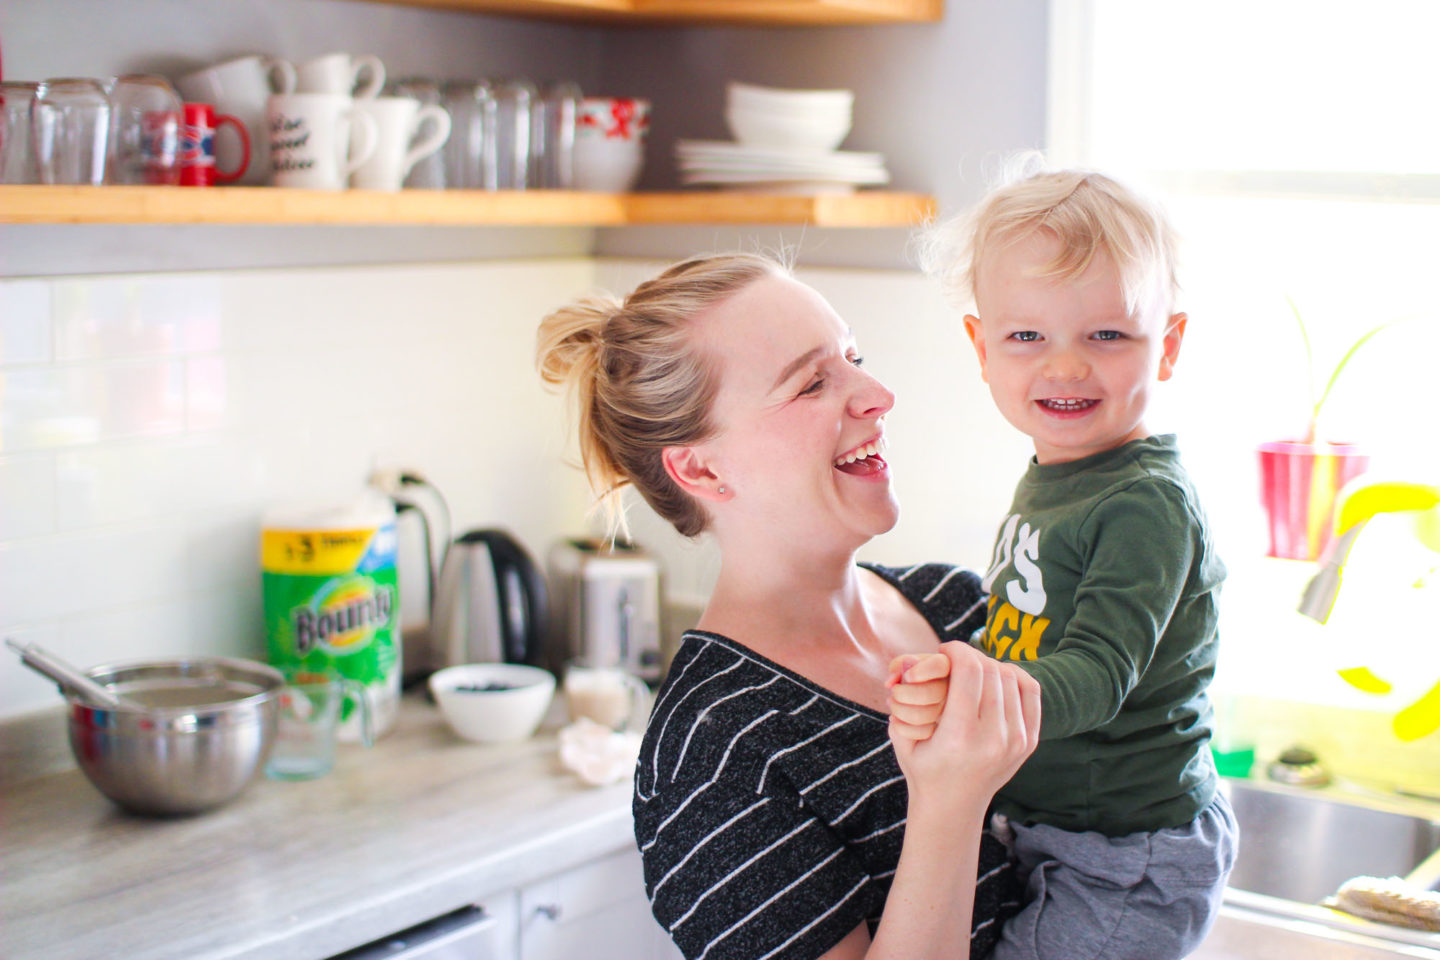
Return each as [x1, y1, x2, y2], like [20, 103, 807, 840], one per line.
[1049, 1, 1440, 706]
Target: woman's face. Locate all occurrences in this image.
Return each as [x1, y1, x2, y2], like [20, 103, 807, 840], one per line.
[690, 273, 898, 549]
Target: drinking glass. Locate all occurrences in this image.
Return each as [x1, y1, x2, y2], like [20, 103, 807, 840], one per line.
[442, 79, 497, 190]
[493, 77, 536, 190]
[265, 677, 374, 781]
[32, 78, 110, 185]
[532, 80, 581, 189]
[0, 81, 40, 183]
[107, 74, 183, 185]
[387, 77, 446, 189]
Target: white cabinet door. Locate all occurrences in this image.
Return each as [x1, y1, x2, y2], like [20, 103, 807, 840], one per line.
[519, 846, 683, 960]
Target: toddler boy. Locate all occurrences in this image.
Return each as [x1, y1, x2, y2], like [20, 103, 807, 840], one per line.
[892, 167, 1238, 960]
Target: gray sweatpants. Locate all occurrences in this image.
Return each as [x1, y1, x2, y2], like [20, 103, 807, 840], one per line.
[988, 793, 1238, 960]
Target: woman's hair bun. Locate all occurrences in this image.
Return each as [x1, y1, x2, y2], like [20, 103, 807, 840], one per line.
[536, 292, 622, 391]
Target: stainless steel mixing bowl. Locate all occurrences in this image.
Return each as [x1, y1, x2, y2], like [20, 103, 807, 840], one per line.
[67, 656, 284, 816]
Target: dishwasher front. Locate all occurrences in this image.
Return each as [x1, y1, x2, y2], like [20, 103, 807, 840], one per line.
[327, 904, 510, 960]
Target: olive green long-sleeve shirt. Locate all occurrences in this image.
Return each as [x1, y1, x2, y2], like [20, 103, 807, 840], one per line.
[976, 435, 1226, 836]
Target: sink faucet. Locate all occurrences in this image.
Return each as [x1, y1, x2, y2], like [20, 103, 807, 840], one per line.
[1298, 479, 1440, 624]
[1298, 479, 1440, 742]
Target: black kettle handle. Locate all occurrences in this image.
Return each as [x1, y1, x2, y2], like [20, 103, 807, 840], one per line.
[476, 530, 548, 666]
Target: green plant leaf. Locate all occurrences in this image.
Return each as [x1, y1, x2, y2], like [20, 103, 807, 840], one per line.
[1287, 295, 1317, 415]
[1313, 322, 1391, 424]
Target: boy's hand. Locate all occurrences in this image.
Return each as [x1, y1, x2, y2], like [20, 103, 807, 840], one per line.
[886, 651, 951, 742]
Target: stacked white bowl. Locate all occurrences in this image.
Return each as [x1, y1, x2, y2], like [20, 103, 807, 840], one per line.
[676, 81, 888, 193]
[724, 82, 854, 152]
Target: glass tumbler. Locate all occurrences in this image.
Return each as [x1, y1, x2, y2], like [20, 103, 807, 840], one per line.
[493, 77, 536, 190]
[388, 77, 446, 189]
[442, 79, 497, 190]
[532, 80, 581, 189]
[265, 677, 375, 781]
[32, 78, 110, 185]
[107, 74, 183, 185]
[0, 81, 40, 183]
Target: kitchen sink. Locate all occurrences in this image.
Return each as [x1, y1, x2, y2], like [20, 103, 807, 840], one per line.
[1189, 777, 1440, 959]
[1225, 777, 1440, 903]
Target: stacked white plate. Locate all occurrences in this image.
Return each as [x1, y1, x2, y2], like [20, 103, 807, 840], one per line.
[675, 140, 889, 193]
[676, 81, 891, 193]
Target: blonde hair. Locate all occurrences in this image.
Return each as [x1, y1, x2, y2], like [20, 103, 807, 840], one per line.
[537, 252, 786, 537]
[920, 157, 1179, 320]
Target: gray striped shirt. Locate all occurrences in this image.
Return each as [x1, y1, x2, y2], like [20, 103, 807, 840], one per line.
[634, 563, 1018, 960]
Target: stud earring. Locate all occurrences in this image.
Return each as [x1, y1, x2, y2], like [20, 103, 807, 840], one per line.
[718, 485, 727, 494]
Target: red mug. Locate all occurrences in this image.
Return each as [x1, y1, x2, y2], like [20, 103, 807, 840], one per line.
[180, 102, 250, 186]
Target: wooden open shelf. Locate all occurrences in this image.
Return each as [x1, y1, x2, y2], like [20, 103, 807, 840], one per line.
[0, 185, 935, 228]
[351, 0, 942, 25]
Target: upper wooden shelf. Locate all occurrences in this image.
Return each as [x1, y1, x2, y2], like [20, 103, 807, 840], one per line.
[0, 185, 935, 228]
[354, 0, 942, 24]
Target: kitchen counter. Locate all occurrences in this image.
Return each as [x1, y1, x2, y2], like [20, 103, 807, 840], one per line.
[0, 692, 637, 960]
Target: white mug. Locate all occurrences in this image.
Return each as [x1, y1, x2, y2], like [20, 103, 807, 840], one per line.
[176, 55, 297, 186]
[296, 53, 385, 100]
[267, 93, 378, 190]
[563, 664, 649, 731]
[349, 97, 451, 191]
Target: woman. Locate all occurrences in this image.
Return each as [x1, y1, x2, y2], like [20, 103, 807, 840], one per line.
[537, 252, 1040, 960]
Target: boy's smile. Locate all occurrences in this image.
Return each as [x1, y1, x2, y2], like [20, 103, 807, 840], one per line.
[964, 230, 1186, 464]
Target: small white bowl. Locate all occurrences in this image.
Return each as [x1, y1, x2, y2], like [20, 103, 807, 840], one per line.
[728, 81, 854, 114]
[429, 663, 556, 743]
[725, 107, 851, 152]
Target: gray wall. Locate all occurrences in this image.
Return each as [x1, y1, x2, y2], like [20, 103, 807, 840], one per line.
[1, 0, 1048, 274]
[592, 0, 1049, 268]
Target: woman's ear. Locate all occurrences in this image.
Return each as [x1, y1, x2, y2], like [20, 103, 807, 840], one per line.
[662, 446, 729, 502]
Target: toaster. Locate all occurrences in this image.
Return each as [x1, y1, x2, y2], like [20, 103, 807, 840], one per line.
[547, 538, 663, 683]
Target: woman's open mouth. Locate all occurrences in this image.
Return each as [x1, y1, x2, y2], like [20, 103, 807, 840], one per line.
[834, 436, 888, 476]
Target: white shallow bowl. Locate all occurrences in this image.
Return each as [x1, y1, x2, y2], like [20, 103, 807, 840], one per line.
[725, 107, 851, 152]
[430, 663, 556, 743]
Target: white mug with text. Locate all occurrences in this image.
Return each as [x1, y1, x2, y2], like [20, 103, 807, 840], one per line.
[267, 93, 378, 190]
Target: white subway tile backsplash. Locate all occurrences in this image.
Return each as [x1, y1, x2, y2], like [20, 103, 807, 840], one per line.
[0, 523, 191, 624]
[0, 455, 56, 540]
[0, 258, 601, 720]
[187, 581, 266, 663]
[59, 599, 196, 674]
[53, 274, 222, 360]
[0, 360, 187, 453]
[0, 281, 52, 367]
[55, 438, 261, 530]
[0, 622, 65, 718]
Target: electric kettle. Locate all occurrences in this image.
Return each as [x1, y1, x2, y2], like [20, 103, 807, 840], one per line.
[426, 529, 549, 673]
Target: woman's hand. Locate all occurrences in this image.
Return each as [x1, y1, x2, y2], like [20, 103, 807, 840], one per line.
[885, 652, 950, 742]
[889, 641, 1041, 800]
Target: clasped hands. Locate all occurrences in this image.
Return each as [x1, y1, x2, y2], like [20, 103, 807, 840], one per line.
[885, 642, 1041, 783]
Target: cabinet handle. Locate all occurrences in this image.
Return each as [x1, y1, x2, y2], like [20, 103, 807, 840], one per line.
[533, 903, 562, 922]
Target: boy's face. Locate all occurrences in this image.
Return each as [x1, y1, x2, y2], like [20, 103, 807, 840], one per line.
[964, 230, 1186, 465]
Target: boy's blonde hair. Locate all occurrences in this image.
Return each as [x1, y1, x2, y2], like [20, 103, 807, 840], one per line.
[536, 252, 786, 538]
[920, 159, 1179, 321]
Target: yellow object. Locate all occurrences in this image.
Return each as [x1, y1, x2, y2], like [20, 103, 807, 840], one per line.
[1394, 679, 1440, 742]
[1337, 667, 1393, 695]
[1335, 480, 1440, 537]
[1329, 481, 1440, 738]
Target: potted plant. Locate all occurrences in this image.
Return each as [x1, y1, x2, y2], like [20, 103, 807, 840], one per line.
[1258, 298, 1390, 561]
